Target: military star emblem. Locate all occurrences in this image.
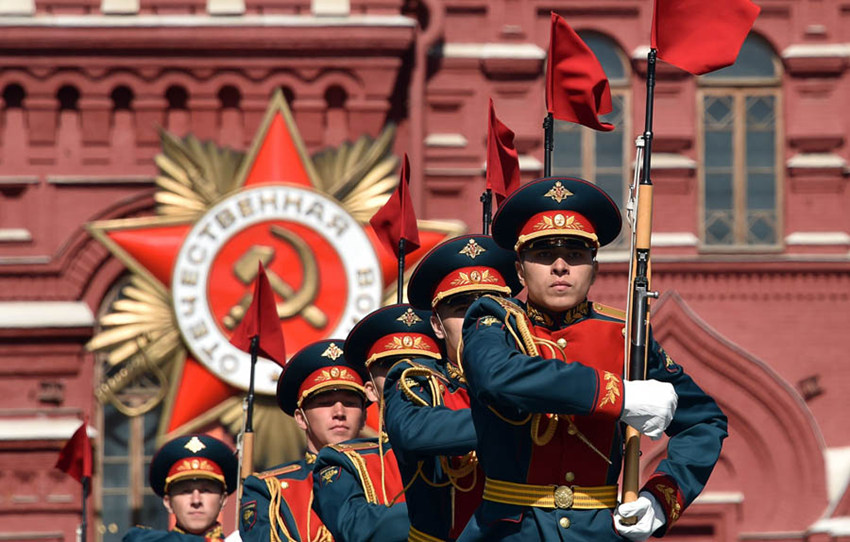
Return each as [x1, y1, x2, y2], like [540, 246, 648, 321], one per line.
[86, 91, 462, 445]
[396, 308, 422, 327]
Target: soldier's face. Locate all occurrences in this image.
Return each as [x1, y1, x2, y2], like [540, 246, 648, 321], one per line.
[517, 243, 597, 313]
[432, 293, 481, 363]
[296, 390, 366, 452]
[163, 479, 225, 535]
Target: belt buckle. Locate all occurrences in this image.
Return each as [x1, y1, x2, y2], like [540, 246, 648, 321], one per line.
[553, 485, 574, 509]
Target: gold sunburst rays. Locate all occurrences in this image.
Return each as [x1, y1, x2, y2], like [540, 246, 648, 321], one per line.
[87, 275, 181, 366]
[154, 130, 245, 220]
[88, 274, 185, 418]
[312, 125, 400, 222]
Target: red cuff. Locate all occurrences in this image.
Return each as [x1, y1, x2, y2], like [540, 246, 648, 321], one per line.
[643, 473, 684, 527]
[592, 370, 623, 419]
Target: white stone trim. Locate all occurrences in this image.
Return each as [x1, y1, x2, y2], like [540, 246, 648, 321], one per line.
[787, 153, 847, 169]
[0, 301, 94, 328]
[518, 155, 542, 172]
[652, 153, 697, 170]
[596, 250, 629, 263]
[782, 43, 850, 59]
[632, 45, 651, 60]
[693, 491, 745, 504]
[0, 0, 35, 15]
[100, 0, 139, 14]
[0, 14, 415, 28]
[0, 418, 97, 441]
[0, 228, 32, 242]
[785, 232, 850, 246]
[207, 0, 245, 15]
[425, 133, 468, 148]
[809, 517, 850, 536]
[312, 0, 349, 17]
[651, 232, 699, 247]
[826, 447, 850, 508]
[440, 43, 546, 60]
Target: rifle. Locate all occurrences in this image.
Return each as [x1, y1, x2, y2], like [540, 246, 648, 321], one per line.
[621, 49, 660, 505]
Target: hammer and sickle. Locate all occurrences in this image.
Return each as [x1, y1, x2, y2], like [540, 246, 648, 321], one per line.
[224, 225, 327, 330]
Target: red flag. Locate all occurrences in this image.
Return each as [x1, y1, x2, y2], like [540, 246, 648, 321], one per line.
[546, 12, 614, 132]
[652, 0, 760, 75]
[369, 153, 420, 257]
[486, 98, 521, 205]
[229, 263, 287, 367]
[55, 420, 92, 483]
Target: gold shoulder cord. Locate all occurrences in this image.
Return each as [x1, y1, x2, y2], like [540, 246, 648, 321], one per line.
[341, 449, 379, 504]
[263, 477, 297, 542]
[399, 367, 445, 407]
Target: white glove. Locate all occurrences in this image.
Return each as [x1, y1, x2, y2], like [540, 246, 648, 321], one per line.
[620, 380, 677, 440]
[614, 491, 666, 541]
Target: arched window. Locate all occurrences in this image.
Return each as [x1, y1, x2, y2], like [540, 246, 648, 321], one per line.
[699, 34, 781, 248]
[165, 85, 189, 110]
[218, 85, 241, 110]
[3, 83, 25, 108]
[111, 86, 134, 111]
[552, 31, 630, 245]
[57, 85, 80, 110]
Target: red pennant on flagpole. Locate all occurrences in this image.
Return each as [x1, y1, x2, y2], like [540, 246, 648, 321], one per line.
[486, 98, 521, 205]
[55, 420, 92, 484]
[229, 263, 287, 367]
[651, 0, 760, 75]
[546, 12, 614, 132]
[369, 153, 420, 257]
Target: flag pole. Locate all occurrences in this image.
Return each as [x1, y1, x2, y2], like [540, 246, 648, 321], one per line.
[543, 112, 554, 176]
[240, 335, 259, 484]
[396, 238, 406, 304]
[480, 188, 492, 234]
[80, 476, 89, 542]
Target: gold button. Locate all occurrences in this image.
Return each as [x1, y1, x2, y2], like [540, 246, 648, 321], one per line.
[556, 338, 567, 348]
[559, 517, 571, 528]
[564, 472, 575, 483]
[280, 481, 289, 489]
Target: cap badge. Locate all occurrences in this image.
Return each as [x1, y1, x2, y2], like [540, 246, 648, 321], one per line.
[322, 343, 344, 360]
[459, 239, 486, 259]
[396, 308, 422, 327]
[386, 335, 433, 351]
[315, 367, 355, 383]
[534, 214, 584, 233]
[544, 181, 574, 203]
[184, 436, 206, 454]
[451, 269, 499, 286]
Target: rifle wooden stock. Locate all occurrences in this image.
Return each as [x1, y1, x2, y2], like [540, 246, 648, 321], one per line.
[241, 431, 254, 481]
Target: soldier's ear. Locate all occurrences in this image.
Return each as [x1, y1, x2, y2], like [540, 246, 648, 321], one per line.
[430, 314, 446, 340]
[364, 380, 380, 403]
[294, 408, 309, 432]
[515, 260, 526, 287]
[162, 495, 173, 514]
[590, 260, 599, 285]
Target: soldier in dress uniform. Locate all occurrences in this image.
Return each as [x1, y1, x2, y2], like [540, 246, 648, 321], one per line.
[308, 306, 422, 542]
[240, 339, 368, 542]
[381, 235, 522, 542]
[124, 434, 238, 542]
[458, 177, 728, 541]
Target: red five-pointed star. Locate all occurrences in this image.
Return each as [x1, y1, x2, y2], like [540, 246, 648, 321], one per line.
[90, 92, 461, 433]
